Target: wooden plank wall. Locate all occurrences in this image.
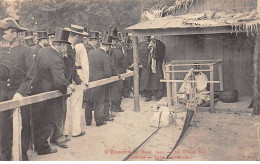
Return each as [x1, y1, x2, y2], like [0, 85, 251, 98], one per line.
[176, 0, 257, 15]
[161, 33, 255, 97]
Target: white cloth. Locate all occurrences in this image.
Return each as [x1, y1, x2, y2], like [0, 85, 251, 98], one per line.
[75, 43, 89, 83]
[64, 85, 85, 136]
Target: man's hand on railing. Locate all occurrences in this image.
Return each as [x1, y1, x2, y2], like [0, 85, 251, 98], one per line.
[12, 93, 24, 100]
[67, 84, 76, 93]
[80, 82, 88, 90]
[117, 74, 121, 80]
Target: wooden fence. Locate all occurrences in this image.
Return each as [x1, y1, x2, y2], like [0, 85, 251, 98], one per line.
[0, 71, 134, 161]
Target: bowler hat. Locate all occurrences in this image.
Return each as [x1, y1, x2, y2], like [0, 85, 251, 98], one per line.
[24, 36, 35, 46]
[53, 28, 70, 44]
[88, 31, 99, 39]
[65, 24, 88, 35]
[25, 30, 33, 37]
[37, 31, 48, 40]
[2, 17, 27, 31]
[108, 28, 118, 39]
[102, 34, 113, 45]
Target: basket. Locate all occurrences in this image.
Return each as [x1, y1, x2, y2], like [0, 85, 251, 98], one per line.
[219, 90, 238, 103]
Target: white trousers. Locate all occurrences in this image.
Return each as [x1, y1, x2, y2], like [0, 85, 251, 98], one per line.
[64, 85, 84, 136]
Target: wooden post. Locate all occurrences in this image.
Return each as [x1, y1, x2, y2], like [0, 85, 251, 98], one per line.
[218, 62, 224, 91]
[171, 65, 177, 126]
[12, 108, 22, 161]
[166, 65, 172, 107]
[210, 65, 214, 113]
[253, 34, 260, 115]
[133, 36, 140, 112]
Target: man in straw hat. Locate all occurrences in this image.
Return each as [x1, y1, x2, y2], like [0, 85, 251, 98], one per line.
[85, 34, 114, 127]
[63, 24, 88, 138]
[32, 28, 74, 155]
[0, 17, 35, 161]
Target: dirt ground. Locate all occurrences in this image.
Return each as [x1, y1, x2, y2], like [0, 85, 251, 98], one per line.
[28, 96, 260, 161]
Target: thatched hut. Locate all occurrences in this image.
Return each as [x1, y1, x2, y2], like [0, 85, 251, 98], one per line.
[127, 0, 260, 114]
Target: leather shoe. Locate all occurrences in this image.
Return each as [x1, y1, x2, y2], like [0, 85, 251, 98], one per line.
[86, 123, 91, 126]
[73, 131, 86, 137]
[96, 121, 107, 127]
[105, 117, 114, 121]
[38, 148, 58, 155]
[114, 109, 124, 112]
[53, 141, 68, 148]
[145, 97, 151, 102]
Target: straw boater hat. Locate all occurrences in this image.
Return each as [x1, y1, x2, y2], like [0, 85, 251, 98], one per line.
[65, 24, 88, 36]
[101, 34, 113, 45]
[37, 31, 48, 40]
[52, 28, 70, 44]
[2, 17, 27, 31]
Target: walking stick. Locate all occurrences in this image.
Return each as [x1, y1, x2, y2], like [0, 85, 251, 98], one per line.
[108, 87, 114, 121]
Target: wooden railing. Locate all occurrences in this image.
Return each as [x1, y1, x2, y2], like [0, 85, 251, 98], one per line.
[0, 71, 134, 161]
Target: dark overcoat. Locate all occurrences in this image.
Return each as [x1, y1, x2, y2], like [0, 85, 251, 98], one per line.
[32, 47, 70, 122]
[84, 42, 96, 53]
[139, 40, 166, 91]
[64, 45, 82, 84]
[33, 44, 43, 58]
[0, 43, 35, 160]
[86, 48, 111, 103]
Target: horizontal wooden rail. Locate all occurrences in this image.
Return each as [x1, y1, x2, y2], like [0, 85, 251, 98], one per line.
[166, 69, 212, 73]
[160, 79, 220, 83]
[0, 71, 134, 112]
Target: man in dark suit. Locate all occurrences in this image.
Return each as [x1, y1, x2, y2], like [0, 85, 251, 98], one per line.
[0, 17, 35, 161]
[84, 31, 99, 53]
[33, 31, 49, 58]
[85, 34, 112, 127]
[108, 28, 127, 113]
[139, 36, 166, 101]
[32, 28, 73, 155]
[82, 31, 99, 108]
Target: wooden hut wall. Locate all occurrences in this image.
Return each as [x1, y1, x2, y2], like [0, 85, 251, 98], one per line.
[159, 34, 255, 97]
[176, 0, 257, 16]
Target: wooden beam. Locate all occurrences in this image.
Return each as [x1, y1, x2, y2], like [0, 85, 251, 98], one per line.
[133, 36, 140, 112]
[166, 69, 212, 73]
[170, 59, 222, 64]
[131, 26, 236, 37]
[160, 80, 220, 83]
[253, 34, 260, 115]
[0, 71, 134, 112]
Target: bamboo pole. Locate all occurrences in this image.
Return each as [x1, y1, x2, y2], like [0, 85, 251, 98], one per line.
[133, 36, 140, 112]
[253, 32, 260, 115]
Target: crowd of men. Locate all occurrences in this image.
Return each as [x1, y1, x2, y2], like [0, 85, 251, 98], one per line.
[0, 17, 166, 161]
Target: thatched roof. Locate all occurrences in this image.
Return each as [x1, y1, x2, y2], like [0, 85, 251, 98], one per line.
[127, 9, 260, 36]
